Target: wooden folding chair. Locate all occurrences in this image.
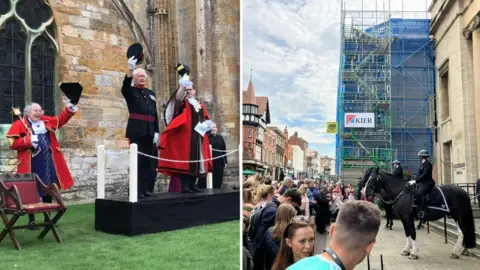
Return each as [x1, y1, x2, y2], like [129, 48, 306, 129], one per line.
[0, 173, 67, 250]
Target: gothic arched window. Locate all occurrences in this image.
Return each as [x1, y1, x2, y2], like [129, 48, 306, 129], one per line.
[0, 0, 58, 124]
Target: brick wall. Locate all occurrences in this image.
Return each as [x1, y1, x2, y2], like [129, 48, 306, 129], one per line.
[0, 0, 240, 202]
[263, 128, 276, 167]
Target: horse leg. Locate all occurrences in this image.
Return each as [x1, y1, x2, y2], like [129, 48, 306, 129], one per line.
[400, 218, 412, 256]
[384, 206, 390, 229]
[449, 222, 463, 259]
[408, 218, 419, 259]
[389, 207, 394, 229]
[416, 219, 423, 230]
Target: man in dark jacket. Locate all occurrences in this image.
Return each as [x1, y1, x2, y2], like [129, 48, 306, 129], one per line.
[408, 150, 435, 218]
[252, 188, 302, 270]
[122, 57, 159, 199]
[315, 186, 330, 234]
[392, 160, 404, 179]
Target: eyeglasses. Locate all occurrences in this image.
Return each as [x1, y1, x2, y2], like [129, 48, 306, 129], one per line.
[292, 216, 314, 223]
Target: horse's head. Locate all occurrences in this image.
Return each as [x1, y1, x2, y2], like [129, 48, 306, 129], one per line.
[358, 167, 373, 189]
[364, 167, 382, 202]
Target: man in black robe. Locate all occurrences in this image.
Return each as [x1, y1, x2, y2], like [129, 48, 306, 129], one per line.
[208, 122, 227, 189]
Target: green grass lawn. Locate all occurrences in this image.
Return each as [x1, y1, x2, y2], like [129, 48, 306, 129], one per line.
[0, 203, 240, 270]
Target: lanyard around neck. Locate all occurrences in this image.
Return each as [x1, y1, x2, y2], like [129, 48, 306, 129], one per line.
[324, 247, 346, 270]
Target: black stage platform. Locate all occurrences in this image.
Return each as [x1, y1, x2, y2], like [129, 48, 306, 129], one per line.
[95, 189, 240, 236]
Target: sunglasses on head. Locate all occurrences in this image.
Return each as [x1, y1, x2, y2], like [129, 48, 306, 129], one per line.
[291, 215, 314, 223]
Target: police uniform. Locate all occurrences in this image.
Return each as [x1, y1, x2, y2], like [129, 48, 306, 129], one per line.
[392, 161, 404, 178]
[121, 75, 159, 197]
[415, 159, 434, 199]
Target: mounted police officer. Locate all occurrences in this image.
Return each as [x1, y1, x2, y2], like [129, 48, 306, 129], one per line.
[408, 150, 435, 218]
[392, 160, 403, 179]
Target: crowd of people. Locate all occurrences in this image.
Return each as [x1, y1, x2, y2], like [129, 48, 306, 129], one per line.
[242, 174, 382, 270]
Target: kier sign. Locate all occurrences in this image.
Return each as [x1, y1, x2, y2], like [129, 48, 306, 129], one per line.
[344, 113, 375, 128]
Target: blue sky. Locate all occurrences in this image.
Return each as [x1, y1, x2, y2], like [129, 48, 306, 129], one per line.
[242, 0, 431, 157]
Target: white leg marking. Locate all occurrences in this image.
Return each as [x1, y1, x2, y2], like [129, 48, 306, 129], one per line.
[404, 236, 412, 252]
[411, 239, 418, 255]
[453, 222, 463, 255]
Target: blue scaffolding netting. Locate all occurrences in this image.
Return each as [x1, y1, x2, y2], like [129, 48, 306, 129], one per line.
[336, 17, 435, 181]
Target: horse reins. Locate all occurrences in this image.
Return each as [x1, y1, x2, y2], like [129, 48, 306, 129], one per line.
[378, 189, 404, 205]
[367, 175, 405, 205]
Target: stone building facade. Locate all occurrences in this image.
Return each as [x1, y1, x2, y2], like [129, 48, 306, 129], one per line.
[0, 0, 240, 201]
[288, 131, 308, 176]
[270, 126, 285, 181]
[429, 0, 479, 184]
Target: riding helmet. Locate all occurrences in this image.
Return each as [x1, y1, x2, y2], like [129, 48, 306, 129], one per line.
[417, 149, 429, 157]
[392, 160, 400, 165]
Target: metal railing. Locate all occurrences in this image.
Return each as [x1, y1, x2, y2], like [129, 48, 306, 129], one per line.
[454, 183, 478, 206]
[426, 216, 449, 244]
[366, 254, 384, 270]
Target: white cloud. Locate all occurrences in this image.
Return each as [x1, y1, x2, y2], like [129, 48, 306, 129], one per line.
[270, 124, 336, 145]
[243, 0, 431, 155]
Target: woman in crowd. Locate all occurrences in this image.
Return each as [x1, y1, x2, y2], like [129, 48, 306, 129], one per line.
[330, 189, 343, 221]
[259, 204, 297, 270]
[298, 184, 310, 217]
[244, 180, 255, 191]
[345, 183, 355, 198]
[334, 183, 343, 199]
[244, 189, 255, 209]
[271, 216, 315, 270]
[254, 184, 276, 210]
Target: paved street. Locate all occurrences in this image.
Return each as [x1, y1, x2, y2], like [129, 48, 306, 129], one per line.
[314, 219, 480, 269]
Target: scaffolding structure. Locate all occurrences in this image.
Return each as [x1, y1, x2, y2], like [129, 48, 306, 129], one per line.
[336, 1, 435, 183]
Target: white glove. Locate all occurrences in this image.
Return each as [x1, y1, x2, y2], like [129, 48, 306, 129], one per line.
[128, 56, 137, 71]
[408, 180, 416, 185]
[204, 120, 213, 129]
[67, 102, 78, 112]
[202, 121, 212, 131]
[153, 133, 159, 144]
[179, 74, 192, 87]
[31, 135, 39, 148]
[179, 79, 193, 87]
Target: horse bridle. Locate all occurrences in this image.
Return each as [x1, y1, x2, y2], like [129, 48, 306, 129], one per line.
[367, 173, 404, 205]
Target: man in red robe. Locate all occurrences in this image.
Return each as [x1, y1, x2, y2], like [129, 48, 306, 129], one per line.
[6, 102, 77, 228]
[158, 66, 212, 193]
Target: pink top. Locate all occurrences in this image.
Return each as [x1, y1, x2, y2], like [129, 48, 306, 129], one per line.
[301, 195, 310, 217]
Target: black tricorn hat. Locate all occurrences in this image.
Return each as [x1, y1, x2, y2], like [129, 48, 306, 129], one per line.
[175, 63, 190, 77]
[59, 82, 83, 105]
[127, 43, 144, 65]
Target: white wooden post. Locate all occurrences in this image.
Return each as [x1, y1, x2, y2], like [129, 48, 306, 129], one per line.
[97, 145, 105, 199]
[207, 144, 213, 189]
[129, 143, 138, 203]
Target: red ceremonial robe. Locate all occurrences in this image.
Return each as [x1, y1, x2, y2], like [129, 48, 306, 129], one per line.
[158, 100, 213, 176]
[5, 106, 76, 190]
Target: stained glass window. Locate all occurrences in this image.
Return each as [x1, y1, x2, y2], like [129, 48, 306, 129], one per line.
[16, 0, 52, 29]
[0, 0, 10, 15]
[32, 37, 55, 116]
[0, 0, 57, 124]
[0, 20, 26, 124]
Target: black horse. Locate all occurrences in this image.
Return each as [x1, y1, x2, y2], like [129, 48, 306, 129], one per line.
[363, 167, 476, 259]
[379, 189, 394, 230]
[358, 168, 430, 231]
